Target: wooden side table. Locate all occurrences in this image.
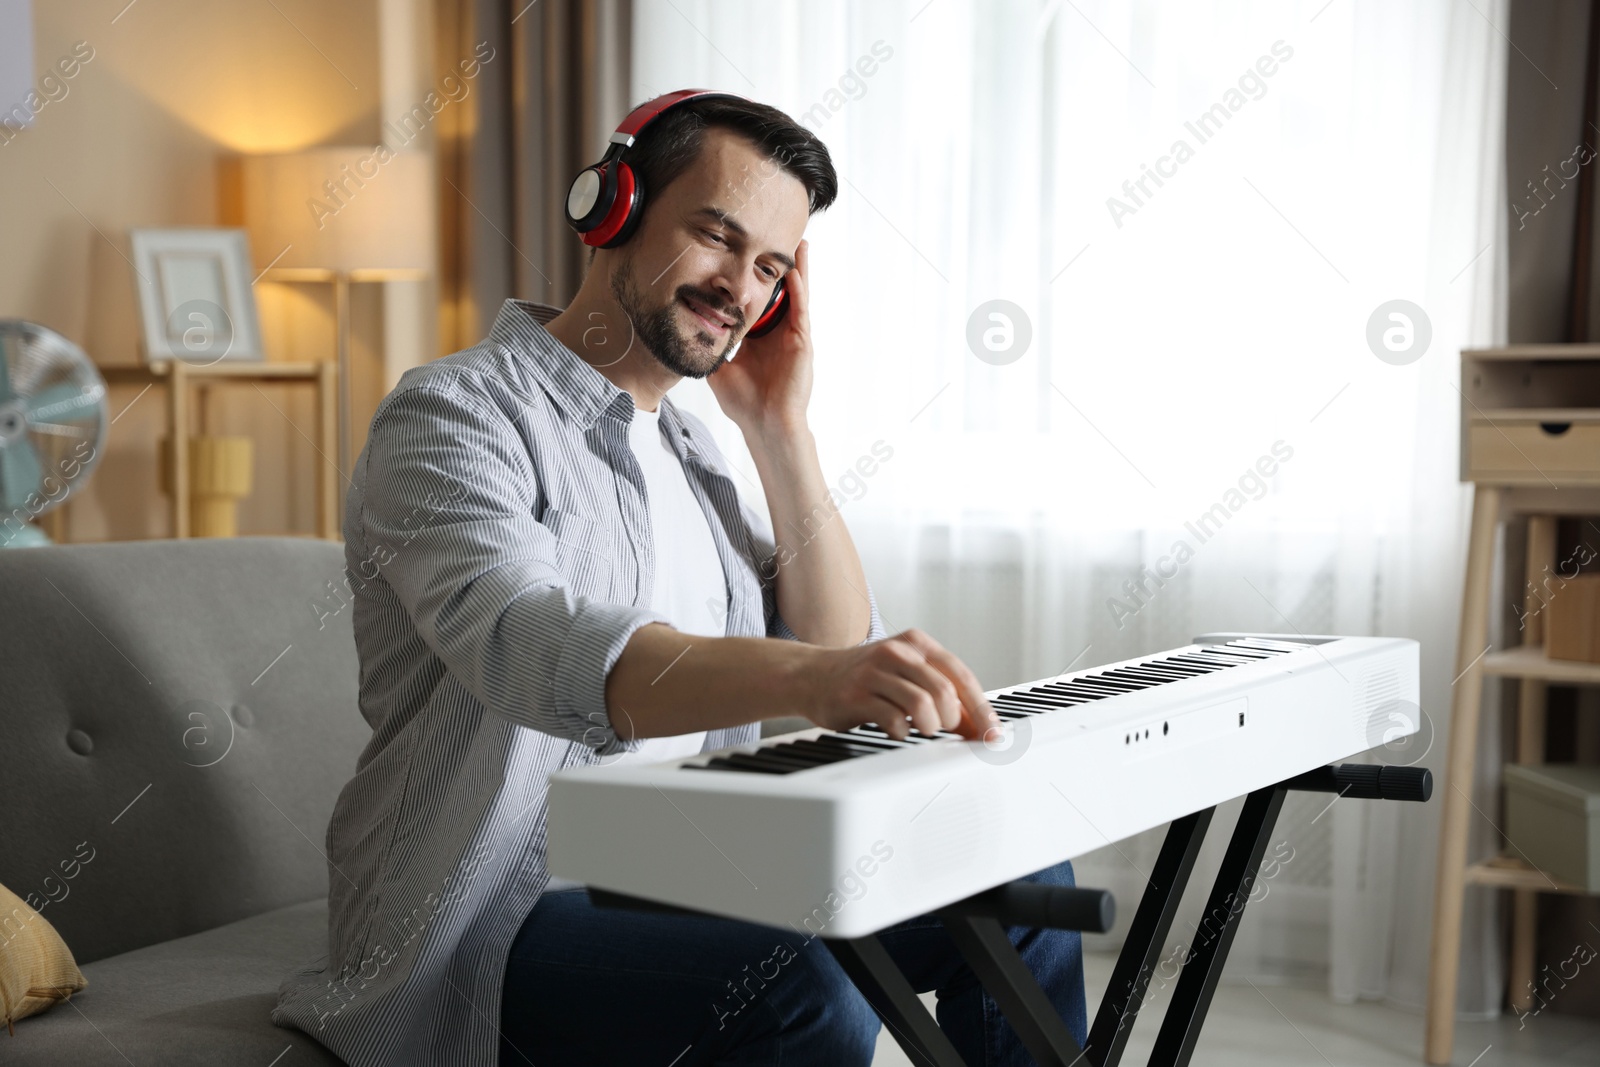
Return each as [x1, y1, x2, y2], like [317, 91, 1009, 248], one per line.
[1426, 344, 1600, 1063]
[97, 360, 340, 541]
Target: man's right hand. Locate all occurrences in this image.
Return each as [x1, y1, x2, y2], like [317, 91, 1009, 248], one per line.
[797, 628, 1003, 743]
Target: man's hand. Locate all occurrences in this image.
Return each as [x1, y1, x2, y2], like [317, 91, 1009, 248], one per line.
[706, 237, 813, 442]
[797, 628, 1003, 743]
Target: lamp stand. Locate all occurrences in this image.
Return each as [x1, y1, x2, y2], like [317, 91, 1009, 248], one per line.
[334, 269, 352, 476]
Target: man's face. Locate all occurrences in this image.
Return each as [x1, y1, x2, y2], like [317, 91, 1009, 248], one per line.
[608, 128, 810, 379]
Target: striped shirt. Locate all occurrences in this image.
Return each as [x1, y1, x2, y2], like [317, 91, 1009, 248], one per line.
[270, 298, 888, 1066]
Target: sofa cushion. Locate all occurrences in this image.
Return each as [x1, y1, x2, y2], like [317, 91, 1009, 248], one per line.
[0, 538, 371, 965]
[0, 897, 344, 1066]
[0, 880, 87, 1034]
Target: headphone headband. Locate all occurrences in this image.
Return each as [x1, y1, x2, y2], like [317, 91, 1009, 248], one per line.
[609, 89, 741, 149]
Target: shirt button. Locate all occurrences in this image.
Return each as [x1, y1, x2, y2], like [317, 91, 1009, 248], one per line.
[681, 427, 690, 437]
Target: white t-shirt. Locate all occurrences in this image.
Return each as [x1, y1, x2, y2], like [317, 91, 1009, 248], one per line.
[615, 403, 726, 761]
[545, 404, 728, 891]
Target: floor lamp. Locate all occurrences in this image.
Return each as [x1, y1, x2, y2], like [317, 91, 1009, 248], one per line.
[241, 147, 432, 474]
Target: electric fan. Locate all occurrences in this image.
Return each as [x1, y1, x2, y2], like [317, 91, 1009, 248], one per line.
[0, 320, 108, 547]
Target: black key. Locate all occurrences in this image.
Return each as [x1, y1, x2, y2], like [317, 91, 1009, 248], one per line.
[994, 692, 1068, 708]
[1084, 673, 1157, 688]
[1031, 683, 1114, 699]
[1203, 644, 1272, 657]
[999, 684, 1094, 701]
[753, 745, 844, 769]
[1223, 640, 1303, 655]
[997, 701, 1071, 715]
[813, 733, 901, 752]
[1196, 648, 1269, 661]
[856, 723, 952, 739]
[1191, 653, 1256, 666]
[1033, 679, 1119, 694]
[1015, 687, 1113, 705]
[695, 755, 789, 775]
[853, 724, 936, 743]
[993, 695, 1078, 712]
[1195, 645, 1264, 658]
[1069, 682, 1146, 697]
[724, 751, 811, 773]
[1094, 668, 1171, 684]
[1112, 668, 1191, 684]
[1166, 655, 1235, 669]
[1022, 693, 1095, 705]
[805, 739, 880, 759]
[1043, 680, 1144, 695]
[860, 723, 960, 740]
[785, 739, 871, 762]
[1075, 675, 1145, 690]
[1095, 668, 1158, 681]
[1137, 661, 1210, 675]
[1046, 678, 1137, 694]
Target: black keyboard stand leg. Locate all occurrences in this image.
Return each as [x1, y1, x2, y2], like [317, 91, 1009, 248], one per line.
[1147, 785, 1288, 1067]
[1084, 807, 1215, 1067]
[825, 935, 969, 1067]
[937, 911, 1089, 1066]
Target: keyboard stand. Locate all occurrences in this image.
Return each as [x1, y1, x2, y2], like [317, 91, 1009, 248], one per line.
[588, 762, 1431, 1067]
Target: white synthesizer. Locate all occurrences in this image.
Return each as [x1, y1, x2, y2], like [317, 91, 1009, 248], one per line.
[546, 633, 1420, 938]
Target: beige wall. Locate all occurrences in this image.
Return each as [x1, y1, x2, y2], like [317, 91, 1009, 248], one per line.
[0, 0, 389, 541]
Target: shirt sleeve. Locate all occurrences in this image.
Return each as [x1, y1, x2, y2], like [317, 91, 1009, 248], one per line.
[356, 374, 661, 757]
[735, 495, 887, 647]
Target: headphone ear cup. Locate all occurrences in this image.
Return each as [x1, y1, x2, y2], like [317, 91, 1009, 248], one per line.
[576, 161, 636, 249]
[745, 278, 789, 338]
[567, 161, 617, 233]
[598, 167, 646, 249]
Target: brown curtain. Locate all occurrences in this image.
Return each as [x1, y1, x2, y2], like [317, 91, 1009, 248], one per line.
[434, 0, 633, 355]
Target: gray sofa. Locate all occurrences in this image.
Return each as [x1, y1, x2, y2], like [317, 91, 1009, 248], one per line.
[0, 538, 366, 1066]
[0, 536, 821, 1066]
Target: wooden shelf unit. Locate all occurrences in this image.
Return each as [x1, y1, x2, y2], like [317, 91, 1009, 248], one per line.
[1427, 344, 1600, 1064]
[96, 359, 340, 541]
[1464, 853, 1591, 895]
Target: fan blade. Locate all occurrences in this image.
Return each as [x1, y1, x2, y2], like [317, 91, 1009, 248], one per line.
[25, 381, 105, 423]
[0, 434, 43, 511]
[27, 421, 96, 438]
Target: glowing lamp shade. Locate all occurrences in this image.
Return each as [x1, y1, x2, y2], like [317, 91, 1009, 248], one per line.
[239, 147, 433, 473]
[240, 147, 433, 274]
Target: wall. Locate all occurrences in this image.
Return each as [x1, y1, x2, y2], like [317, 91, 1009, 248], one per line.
[0, 0, 386, 540]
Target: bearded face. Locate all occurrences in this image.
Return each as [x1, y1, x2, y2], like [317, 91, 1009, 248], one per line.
[609, 249, 745, 380]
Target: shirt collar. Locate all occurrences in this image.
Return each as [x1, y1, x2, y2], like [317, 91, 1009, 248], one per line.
[488, 298, 713, 468]
[488, 298, 634, 430]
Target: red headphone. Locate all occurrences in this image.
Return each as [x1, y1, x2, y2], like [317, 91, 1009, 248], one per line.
[565, 89, 790, 339]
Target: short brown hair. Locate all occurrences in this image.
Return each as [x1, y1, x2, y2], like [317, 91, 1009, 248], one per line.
[586, 94, 837, 262]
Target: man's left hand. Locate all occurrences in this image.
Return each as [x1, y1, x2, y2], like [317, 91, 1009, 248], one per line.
[707, 238, 813, 443]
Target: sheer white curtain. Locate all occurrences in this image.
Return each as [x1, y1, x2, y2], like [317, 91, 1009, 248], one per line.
[634, 0, 1508, 1017]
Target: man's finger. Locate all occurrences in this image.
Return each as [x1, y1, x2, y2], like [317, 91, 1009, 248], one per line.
[917, 650, 998, 741]
[892, 631, 1000, 742]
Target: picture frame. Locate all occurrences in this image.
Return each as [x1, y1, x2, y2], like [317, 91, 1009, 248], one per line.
[0, 1, 33, 131]
[130, 227, 264, 364]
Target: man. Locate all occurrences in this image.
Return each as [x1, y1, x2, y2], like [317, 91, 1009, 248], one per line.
[272, 93, 1087, 1066]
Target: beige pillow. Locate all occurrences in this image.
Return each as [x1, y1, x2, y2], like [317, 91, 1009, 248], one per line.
[0, 881, 87, 1036]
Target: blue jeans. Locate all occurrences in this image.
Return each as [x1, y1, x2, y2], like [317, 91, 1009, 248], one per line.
[499, 860, 1087, 1066]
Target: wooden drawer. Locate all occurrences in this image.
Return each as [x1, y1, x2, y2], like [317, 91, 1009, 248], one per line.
[1466, 418, 1600, 485]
